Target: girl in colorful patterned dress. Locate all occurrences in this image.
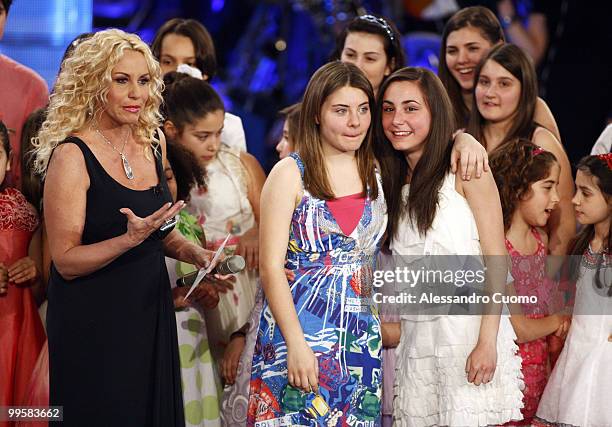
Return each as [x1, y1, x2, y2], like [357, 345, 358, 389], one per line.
[248, 61, 387, 426]
[536, 154, 612, 427]
[0, 120, 46, 410]
[489, 139, 571, 425]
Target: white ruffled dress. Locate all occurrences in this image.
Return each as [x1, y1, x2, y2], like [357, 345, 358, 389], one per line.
[390, 174, 524, 426]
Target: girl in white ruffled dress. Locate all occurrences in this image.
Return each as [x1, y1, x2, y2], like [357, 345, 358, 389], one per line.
[374, 67, 524, 426]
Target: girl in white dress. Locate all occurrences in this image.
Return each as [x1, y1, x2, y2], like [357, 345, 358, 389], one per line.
[161, 72, 266, 362]
[536, 154, 612, 427]
[164, 142, 223, 426]
[373, 67, 524, 426]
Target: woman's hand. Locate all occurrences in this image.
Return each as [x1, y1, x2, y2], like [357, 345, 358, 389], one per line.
[286, 339, 319, 393]
[236, 227, 259, 271]
[450, 131, 489, 180]
[120, 201, 185, 247]
[172, 286, 190, 310]
[466, 339, 497, 386]
[200, 274, 235, 295]
[0, 263, 8, 296]
[8, 256, 38, 285]
[173, 280, 220, 309]
[193, 283, 220, 309]
[180, 242, 217, 271]
[221, 334, 246, 384]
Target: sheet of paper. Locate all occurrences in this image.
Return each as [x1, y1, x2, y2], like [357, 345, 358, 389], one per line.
[183, 233, 231, 301]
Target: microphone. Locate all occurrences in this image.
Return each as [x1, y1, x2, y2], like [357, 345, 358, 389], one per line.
[176, 255, 246, 287]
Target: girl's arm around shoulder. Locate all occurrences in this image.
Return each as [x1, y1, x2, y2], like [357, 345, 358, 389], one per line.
[455, 171, 507, 256]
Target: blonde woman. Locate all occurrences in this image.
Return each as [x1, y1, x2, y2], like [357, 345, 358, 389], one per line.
[34, 29, 217, 426]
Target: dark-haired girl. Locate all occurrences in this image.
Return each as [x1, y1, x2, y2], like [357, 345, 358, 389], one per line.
[536, 154, 612, 426]
[152, 18, 247, 152]
[468, 43, 575, 259]
[162, 141, 225, 426]
[374, 67, 524, 425]
[162, 71, 266, 367]
[489, 140, 570, 425]
[332, 13, 405, 95]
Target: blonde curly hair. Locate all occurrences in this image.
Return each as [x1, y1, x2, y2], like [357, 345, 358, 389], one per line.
[34, 28, 164, 176]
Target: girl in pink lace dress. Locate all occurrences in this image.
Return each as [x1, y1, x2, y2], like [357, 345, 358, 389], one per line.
[490, 139, 570, 425]
[0, 121, 45, 413]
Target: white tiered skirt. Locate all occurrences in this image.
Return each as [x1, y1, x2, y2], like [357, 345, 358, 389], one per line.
[393, 315, 524, 427]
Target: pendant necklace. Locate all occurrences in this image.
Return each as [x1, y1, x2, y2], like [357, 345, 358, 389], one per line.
[95, 126, 134, 180]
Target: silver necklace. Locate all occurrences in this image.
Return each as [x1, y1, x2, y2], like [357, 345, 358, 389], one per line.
[95, 127, 134, 180]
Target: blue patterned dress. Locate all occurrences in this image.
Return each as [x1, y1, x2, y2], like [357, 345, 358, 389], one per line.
[248, 153, 387, 426]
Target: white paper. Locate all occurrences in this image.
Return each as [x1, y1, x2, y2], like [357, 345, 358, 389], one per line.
[183, 233, 231, 301]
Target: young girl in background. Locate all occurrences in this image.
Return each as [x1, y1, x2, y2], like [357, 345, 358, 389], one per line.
[536, 154, 612, 427]
[275, 103, 301, 159]
[332, 13, 405, 95]
[438, 6, 559, 140]
[468, 43, 574, 260]
[152, 18, 247, 152]
[162, 72, 266, 363]
[164, 140, 232, 426]
[489, 140, 570, 425]
[0, 120, 46, 409]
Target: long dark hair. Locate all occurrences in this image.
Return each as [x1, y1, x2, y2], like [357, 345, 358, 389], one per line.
[166, 141, 206, 202]
[489, 139, 558, 231]
[151, 18, 217, 80]
[567, 155, 611, 295]
[438, 6, 505, 127]
[467, 43, 539, 151]
[374, 67, 456, 239]
[298, 61, 378, 201]
[331, 14, 406, 75]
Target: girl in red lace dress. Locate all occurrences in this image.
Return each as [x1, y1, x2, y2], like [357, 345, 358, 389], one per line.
[490, 139, 571, 425]
[0, 120, 45, 413]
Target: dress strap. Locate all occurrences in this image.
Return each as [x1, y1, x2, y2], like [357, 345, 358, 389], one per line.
[530, 227, 546, 253]
[57, 136, 106, 184]
[151, 139, 164, 185]
[288, 152, 305, 181]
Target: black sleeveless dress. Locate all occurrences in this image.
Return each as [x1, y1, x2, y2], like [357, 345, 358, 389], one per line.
[47, 137, 185, 427]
